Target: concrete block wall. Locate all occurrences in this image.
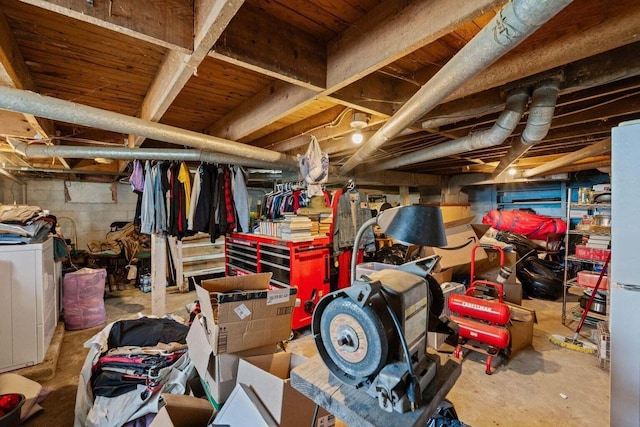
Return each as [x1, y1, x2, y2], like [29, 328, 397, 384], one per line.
[1, 178, 138, 251]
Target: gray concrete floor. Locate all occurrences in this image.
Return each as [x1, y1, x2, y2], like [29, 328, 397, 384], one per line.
[17, 284, 609, 426]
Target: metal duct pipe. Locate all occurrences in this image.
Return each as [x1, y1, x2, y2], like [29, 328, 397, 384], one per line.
[367, 89, 529, 171]
[523, 137, 611, 178]
[8, 139, 293, 170]
[339, 0, 573, 174]
[492, 81, 560, 177]
[0, 87, 297, 168]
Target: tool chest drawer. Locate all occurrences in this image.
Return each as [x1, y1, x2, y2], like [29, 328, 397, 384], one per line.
[225, 232, 330, 329]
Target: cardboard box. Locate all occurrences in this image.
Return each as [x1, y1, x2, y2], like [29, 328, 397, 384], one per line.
[195, 273, 296, 355]
[212, 383, 277, 427]
[474, 248, 522, 305]
[236, 353, 335, 427]
[421, 216, 487, 274]
[431, 268, 453, 285]
[149, 394, 214, 427]
[507, 302, 537, 355]
[186, 315, 276, 408]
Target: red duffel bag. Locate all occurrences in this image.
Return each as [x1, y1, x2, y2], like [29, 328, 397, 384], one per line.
[482, 209, 566, 240]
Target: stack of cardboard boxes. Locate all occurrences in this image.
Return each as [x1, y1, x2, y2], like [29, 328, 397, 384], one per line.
[152, 272, 333, 427]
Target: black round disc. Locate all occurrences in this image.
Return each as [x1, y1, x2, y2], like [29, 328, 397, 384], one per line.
[319, 296, 388, 381]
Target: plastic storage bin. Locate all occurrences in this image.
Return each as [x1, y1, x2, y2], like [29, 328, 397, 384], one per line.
[575, 245, 611, 262]
[63, 268, 107, 330]
[577, 270, 609, 290]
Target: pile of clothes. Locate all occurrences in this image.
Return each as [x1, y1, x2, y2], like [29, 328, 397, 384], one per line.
[0, 204, 55, 244]
[75, 317, 195, 427]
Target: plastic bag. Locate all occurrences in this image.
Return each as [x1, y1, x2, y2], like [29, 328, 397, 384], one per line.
[297, 136, 329, 196]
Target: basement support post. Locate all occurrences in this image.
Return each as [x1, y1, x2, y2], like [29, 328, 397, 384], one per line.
[151, 234, 167, 317]
[399, 186, 410, 206]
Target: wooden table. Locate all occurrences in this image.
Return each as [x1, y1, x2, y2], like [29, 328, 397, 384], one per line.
[290, 351, 462, 427]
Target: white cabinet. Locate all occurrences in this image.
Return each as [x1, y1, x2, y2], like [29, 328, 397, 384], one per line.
[0, 238, 57, 373]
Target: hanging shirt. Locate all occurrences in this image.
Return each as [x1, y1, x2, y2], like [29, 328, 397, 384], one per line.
[223, 166, 236, 231]
[232, 166, 249, 233]
[178, 162, 192, 217]
[188, 165, 202, 231]
[140, 161, 154, 235]
[152, 162, 167, 234]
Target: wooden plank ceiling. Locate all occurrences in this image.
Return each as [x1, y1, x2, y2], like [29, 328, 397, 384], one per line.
[0, 0, 638, 184]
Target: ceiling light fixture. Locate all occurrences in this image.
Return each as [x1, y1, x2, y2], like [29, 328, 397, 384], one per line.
[350, 112, 370, 144]
[508, 168, 517, 176]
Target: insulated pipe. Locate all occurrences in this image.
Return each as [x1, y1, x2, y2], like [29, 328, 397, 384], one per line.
[523, 137, 611, 178]
[367, 89, 529, 172]
[339, 0, 573, 174]
[0, 87, 298, 168]
[492, 81, 560, 178]
[8, 139, 294, 170]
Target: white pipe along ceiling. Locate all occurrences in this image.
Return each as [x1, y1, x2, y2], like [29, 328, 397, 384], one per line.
[367, 89, 529, 172]
[7, 139, 295, 171]
[0, 87, 297, 169]
[523, 137, 611, 178]
[339, 0, 574, 174]
[491, 80, 561, 178]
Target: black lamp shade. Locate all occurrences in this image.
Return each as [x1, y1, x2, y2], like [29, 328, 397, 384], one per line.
[376, 205, 447, 247]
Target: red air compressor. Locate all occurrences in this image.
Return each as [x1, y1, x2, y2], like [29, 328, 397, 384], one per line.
[448, 244, 511, 374]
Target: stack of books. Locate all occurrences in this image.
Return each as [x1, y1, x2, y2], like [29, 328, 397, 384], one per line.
[279, 214, 313, 241]
[587, 234, 611, 249]
[296, 210, 333, 236]
[256, 220, 281, 237]
[318, 213, 333, 236]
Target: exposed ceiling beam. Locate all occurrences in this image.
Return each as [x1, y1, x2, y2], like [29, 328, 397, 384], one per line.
[336, 0, 640, 130]
[206, 80, 317, 140]
[0, 86, 297, 168]
[524, 137, 611, 178]
[0, 9, 70, 169]
[0, 166, 27, 184]
[432, 0, 640, 104]
[340, 0, 574, 174]
[422, 42, 640, 131]
[327, 166, 440, 188]
[17, 0, 193, 52]
[326, 0, 506, 91]
[252, 106, 348, 149]
[210, 4, 326, 91]
[125, 0, 244, 170]
[206, 0, 505, 143]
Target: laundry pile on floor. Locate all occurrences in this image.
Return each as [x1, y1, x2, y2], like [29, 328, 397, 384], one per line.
[75, 317, 194, 427]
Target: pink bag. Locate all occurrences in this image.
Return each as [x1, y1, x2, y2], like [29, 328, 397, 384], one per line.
[63, 268, 107, 330]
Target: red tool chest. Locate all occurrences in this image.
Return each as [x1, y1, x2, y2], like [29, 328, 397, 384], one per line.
[225, 232, 331, 330]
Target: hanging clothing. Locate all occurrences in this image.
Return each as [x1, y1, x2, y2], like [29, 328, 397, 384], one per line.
[152, 162, 167, 234]
[178, 162, 192, 217]
[217, 166, 229, 235]
[188, 165, 203, 231]
[129, 160, 144, 193]
[333, 189, 374, 253]
[140, 161, 154, 235]
[232, 166, 249, 233]
[223, 166, 236, 232]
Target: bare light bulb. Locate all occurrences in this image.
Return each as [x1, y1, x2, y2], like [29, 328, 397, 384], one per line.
[508, 168, 517, 176]
[351, 130, 363, 144]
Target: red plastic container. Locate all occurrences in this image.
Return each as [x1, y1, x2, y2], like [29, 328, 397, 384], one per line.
[577, 270, 609, 290]
[575, 245, 611, 262]
[0, 393, 25, 427]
